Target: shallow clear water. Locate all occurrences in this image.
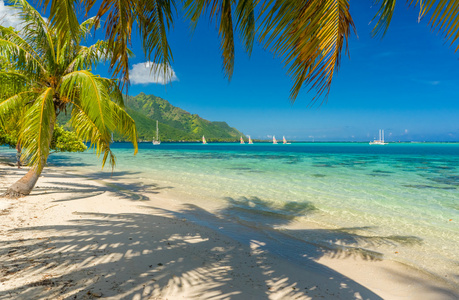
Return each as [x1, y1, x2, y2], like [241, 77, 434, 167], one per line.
[4, 142, 459, 283]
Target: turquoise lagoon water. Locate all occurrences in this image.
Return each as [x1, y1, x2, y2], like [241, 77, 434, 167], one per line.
[4, 143, 459, 284]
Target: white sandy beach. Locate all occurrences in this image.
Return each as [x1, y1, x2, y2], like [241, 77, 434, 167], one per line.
[0, 164, 458, 300]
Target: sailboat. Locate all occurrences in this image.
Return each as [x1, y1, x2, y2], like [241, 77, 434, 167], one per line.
[283, 136, 291, 144]
[240, 136, 245, 144]
[202, 136, 207, 144]
[273, 136, 278, 144]
[152, 120, 161, 145]
[248, 136, 253, 144]
[369, 129, 388, 145]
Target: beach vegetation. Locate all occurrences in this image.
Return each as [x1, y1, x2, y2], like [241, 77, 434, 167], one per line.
[0, 0, 138, 197]
[0, 125, 87, 153]
[38, 0, 459, 103]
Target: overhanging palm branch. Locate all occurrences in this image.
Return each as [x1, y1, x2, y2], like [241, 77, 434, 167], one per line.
[77, 0, 175, 87]
[373, 0, 459, 51]
[184, 0, 256, 79]
[259, 0, 355, 102]
[39, 0, 459, 102]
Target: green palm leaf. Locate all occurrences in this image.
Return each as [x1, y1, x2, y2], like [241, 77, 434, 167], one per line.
[259, 0, 355, 102]
[11, 0, 57, 64]
[69, 102, 116, 168]
[373, 0, 459, 50]
[0, 91, 36, 128]
[60, 70, 115, 141]
[41, 0, 80, 41]
[185, 0, 257, 79]
[19, 87, 56, 168]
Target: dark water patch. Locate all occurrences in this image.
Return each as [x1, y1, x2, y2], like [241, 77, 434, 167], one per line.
[311, 174, 326, 178]
[434, 165, 455, 170]
[403, 184, 456, 190]
[284, 158, 302, 165]
[372, 170, 394, 174]
[313, 164, 335, 168]
[368, 174, 390, 177]
[428, 175, 459, 186]
[227, 167, 253, 171]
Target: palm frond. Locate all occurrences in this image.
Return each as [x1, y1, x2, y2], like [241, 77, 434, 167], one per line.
[81, 0, 136, 86]
[78, 17, 98, 41]
[40, 0, 80, 42]
[416, 0, 459, 50]
[60, 70, 115, 143]
[259, 0, 355, 102]
[109, 100, 138, 153]
[69, 101, 116, 168]
[235, 0, 256, 55]
[371, 0, 397, 37]
[0, 26, 41, 61]
[0, 71, 30, 99]
[137, 0, 175, 82]
[0, 31, 47, 77]
[11, 0, 57, 64]
[64, 40, 111, 73]
[185, 0, 235, 79]
[0, 91, 36, 129]
[372, 1, 459, 51]
[19, 87, 55, 168]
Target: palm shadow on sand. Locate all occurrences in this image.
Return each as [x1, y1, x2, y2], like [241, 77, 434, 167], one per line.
[0, 180, 456, 299]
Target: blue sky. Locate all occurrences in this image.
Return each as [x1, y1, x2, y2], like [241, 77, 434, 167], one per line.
[1, 1, 458, 141]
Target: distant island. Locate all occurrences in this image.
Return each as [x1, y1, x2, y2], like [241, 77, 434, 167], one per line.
[122, 93, 245, 142]
[58, 93, 245, 142]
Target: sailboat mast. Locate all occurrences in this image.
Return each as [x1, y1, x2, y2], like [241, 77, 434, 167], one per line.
[156, 120, 159, 140]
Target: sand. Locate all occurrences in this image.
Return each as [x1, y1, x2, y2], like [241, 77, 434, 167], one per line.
[0, 164, 458, 300]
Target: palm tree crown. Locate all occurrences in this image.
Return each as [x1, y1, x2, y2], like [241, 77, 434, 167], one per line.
[0, 0, 138, 196]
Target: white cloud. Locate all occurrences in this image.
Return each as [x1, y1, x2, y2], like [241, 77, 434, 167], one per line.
[0, 0, 23, 30]
[130, 61, 178, 85]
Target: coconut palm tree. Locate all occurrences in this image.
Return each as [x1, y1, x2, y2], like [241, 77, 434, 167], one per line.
[40, 0, 459, 102]
[0, 0, 138, 197]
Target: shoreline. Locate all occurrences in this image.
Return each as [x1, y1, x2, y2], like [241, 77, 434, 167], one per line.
[1, 164, 458, 299]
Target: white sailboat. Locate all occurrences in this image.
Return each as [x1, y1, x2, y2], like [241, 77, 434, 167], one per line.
[283, 136, 291, 144]
[240, 136, 245, 144]
[273, 136, 278, 144]
[369, 129, 388, 145]
[152, 120, 161, 145]
[248, 136, 253, 144]
[202, 136, 207, 144]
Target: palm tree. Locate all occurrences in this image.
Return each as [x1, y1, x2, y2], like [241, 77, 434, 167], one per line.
[40, 0, 459, 102]
[0, 0, 138, 197]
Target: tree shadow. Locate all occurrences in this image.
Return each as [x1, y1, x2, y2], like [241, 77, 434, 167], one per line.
[217, 197, 423, 262]
[40, 180, 173, 202]
[0, 186, 456, 299]
[28, 169, 174, 203]
[0, 207, 389, 300]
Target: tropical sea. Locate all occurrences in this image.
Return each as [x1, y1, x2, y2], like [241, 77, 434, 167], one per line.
[3, 142, 459, 285]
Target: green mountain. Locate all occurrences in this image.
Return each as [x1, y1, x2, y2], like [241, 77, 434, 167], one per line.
[57, 93, 245, 142]
[124, 93, 244, 142]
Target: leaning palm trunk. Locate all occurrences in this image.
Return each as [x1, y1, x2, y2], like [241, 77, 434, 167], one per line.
[5, 118, 56, 198]
[6, 165, 45, 197]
